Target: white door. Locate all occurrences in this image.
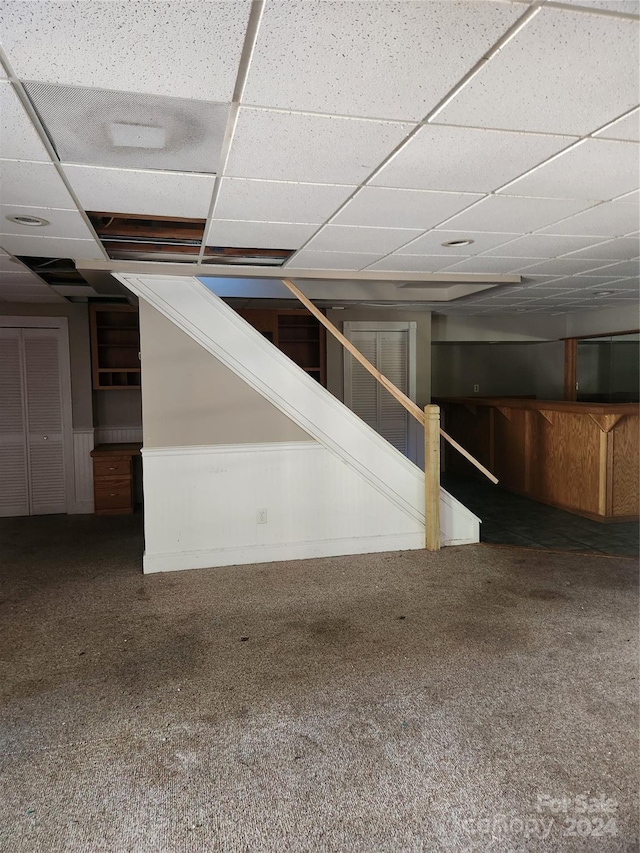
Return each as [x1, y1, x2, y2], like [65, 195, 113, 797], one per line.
[0, 326, 69, 516]
[344, 323, 416, 459]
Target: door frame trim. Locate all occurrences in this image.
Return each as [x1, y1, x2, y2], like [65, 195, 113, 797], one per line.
[0, 316, 75, 514]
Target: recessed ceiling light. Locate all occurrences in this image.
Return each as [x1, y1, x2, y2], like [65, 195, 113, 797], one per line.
[7, 214, 50, 227]
[441, 238, 474, 248]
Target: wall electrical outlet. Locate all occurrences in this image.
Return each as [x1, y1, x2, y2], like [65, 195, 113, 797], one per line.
[473, 384, 480, 393]
[257, 508, 268, 524]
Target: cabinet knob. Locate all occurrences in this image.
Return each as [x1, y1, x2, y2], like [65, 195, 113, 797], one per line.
[42, 435, 48, 440]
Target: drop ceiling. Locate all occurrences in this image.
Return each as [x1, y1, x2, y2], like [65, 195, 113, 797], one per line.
[0, 0, 637, 314]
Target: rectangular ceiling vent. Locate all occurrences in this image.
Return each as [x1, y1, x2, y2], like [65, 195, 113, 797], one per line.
[24, 82, 229, 174]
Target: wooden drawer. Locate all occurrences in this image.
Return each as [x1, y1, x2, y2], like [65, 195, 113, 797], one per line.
[93, 457, 131, 478]
[94, 478, 132, 511]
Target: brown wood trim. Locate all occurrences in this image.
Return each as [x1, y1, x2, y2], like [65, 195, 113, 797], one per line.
[560, 328, 640, 341]
[564, 338, 577, 401]
[434, 397, 639, 416]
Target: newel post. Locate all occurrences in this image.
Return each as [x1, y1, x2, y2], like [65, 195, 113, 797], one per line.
[424, 404, 441, 552]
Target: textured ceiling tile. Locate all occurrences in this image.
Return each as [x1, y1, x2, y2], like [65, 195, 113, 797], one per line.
[441, 256, 536, 274]
[0, 272, 48, 287]
[0, 160, 77, 208]
[214, 179, 355, 224]
[0, 83, 50, 161]
[516, 257, 620, 275]
[585, 259, 640, 277]
[225, 109, 412, 184]
[286, 251, 384, 270]
[63, 164, 215, 218]
[242, 1, 524, 120]
[436, 7, 639, 134]
[206, 220, 317, 249]
[331, 187, 483, 229]
[366, 254, 465, 272]
[403, 229, 516, 255]
[537, 201, 640, 236]
[503, 139, 640, 200]
[559, 1, 639, 13]
[371, 125, 576, 192]
[595, 108, 640, 142]
[0, 253, 28, 271]
[562, 236, 640, 260]
[0, 206, 95, 239]
[481, 234, 606, 257]
[443, 195, 596, 233]
[0, 1, 251, 101]
[304, 225, 422, 254]
[0, 234, 104, 259]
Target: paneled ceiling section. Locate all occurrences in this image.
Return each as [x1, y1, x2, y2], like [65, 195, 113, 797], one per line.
[0, 0, 637, 314]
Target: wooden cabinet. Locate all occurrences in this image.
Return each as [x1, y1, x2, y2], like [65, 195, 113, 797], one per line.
[238, 308, 326, 386]
[89, 304, 141, 390]
[90, 443, 141, 515]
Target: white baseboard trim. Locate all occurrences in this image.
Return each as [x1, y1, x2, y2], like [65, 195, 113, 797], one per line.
[144, 531, 426, 573]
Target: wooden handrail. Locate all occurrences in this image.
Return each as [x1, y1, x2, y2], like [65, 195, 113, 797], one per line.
[281, 278, 498, 484]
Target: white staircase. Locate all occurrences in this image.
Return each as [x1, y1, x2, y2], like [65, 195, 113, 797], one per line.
[117, 274, 479, 572]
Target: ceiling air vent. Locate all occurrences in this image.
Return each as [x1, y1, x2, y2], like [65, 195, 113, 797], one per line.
[24, 82, 229, 173]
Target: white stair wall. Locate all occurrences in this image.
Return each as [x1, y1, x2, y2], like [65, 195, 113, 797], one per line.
[117, 274, 479, 572]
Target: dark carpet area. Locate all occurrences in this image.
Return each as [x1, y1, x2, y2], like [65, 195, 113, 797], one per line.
[442, 472, 639, 557]
[0, 514, 638, 852]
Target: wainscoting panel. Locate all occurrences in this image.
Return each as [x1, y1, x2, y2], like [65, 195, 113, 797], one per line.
[71, 428, 94, 514]
[142, 441, 428, 573]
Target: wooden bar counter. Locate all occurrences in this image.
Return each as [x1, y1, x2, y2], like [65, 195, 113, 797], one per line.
[437, 397, 639, 522]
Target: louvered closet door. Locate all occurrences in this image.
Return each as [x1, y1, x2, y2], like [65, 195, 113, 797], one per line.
[22, 329, 67, 515]
[0, 329, 29, 516]
[348, 329, 409, 454]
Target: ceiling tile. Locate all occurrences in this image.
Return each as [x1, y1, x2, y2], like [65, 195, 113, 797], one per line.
[63, 165, 215, 218]
[553, 275, 630, 287]
[206, 220, 318, 249]
[435, 7, 639, 134]
[0, 206, 95, 239]
[559, 1, 639, 13]
[0, 234, 104, 260]
[304, 225, 422, 254]
[371, 124, 576, 192]
[481, 234, 606, 257]
[0, 160, 77, 208]
[24, 82, 230, 173]
[442, 256, 536, 274]
[595, 108, 640, 142]
[502, 139, 640, 200]
[562, 236, 640, 260]
[402, 229, 516, 255]
[538, 201, 640, 236]
[517, 257, 620, 275]
[0, 272, 49, 287]
[443, 195, 596, 233]
[0, 253, 29, 271]
[331, 187, 482, 229]
[213, 178, 355, 224]
[0, 83, 50, 161]
[225, 108, 412, 184]
[583, 259, 640, 277]
[0, 1, 251, 101]
[285, 251, 383, 270]
[242, 1, 524, 121]
[366, 254, 466, 272]
[0, 292, 64, 303]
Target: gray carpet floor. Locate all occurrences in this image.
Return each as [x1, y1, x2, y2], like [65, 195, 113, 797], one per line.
[0, 514, 638, 852]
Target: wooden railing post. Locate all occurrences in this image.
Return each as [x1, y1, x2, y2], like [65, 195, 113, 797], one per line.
[424, 404, 441, 552]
